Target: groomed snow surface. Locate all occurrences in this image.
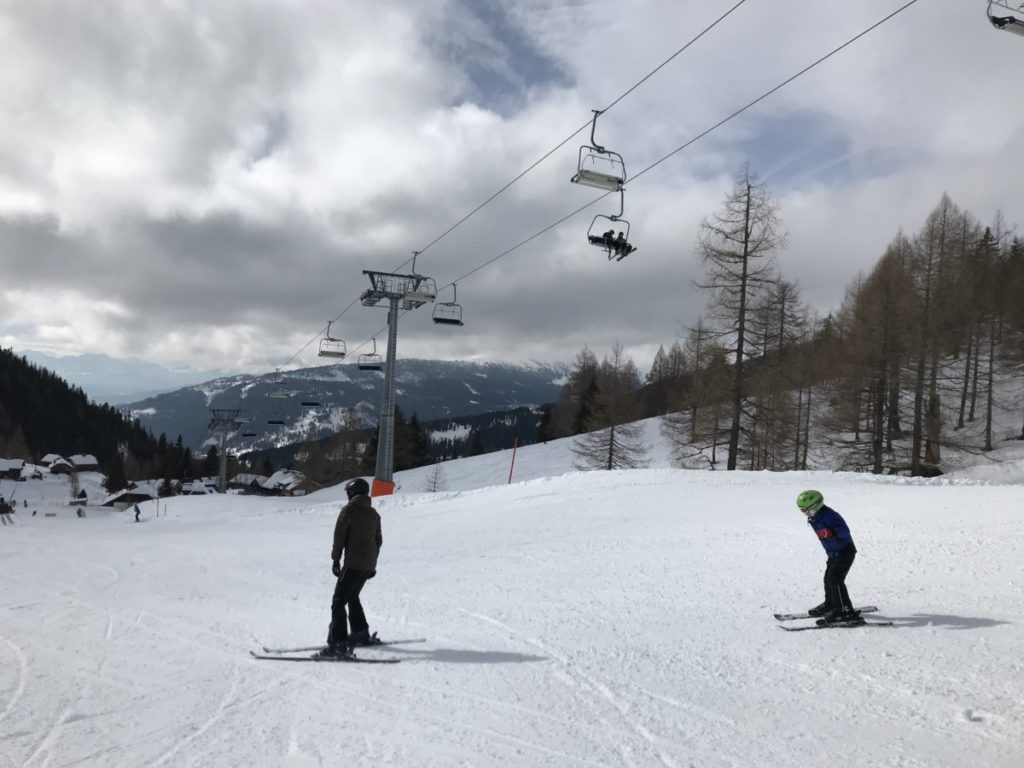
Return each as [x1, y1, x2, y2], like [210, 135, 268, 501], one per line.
[2, 429, 1023, 767]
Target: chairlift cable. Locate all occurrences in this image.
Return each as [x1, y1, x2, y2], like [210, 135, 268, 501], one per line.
[273, 2, 753, 370]
[280, 0, 919, 369]
[278, 296, 361, 369]
[628, 0, 924, 186]
[440, 0, 923, 287]
[389, 0, 753, 273]
[599, 0, 751, 117]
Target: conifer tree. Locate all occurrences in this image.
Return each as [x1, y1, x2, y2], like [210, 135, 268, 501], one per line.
[572, 343, 648, 470]
[535, 404, 556, 443]
[425, 460, 446, 492]
[104, 454, 128, 494]
[696, 163, 785, 469]
[556, 348, 600, 436]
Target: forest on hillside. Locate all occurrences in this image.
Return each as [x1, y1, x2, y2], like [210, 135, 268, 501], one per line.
[0, 348, 230, 492]
[550, 167, 1024, 476]
[0, 348, 158, 470]
[5, 169, 1022, 483]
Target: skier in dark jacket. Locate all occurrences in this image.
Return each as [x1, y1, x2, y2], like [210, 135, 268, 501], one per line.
[797, 490, 862, 624]
[316, 477, 383, 659]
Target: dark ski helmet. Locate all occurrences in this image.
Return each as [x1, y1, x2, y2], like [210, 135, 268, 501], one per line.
[344, 477, 370, 498]
[796, 489, 824, 514]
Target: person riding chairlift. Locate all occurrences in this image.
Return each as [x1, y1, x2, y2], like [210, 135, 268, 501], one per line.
[613, 231, 635, 259]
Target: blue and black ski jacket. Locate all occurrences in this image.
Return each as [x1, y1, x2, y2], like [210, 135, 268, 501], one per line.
[807, 505, 855, 557]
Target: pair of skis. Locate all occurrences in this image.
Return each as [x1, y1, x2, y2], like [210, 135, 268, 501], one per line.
[774, 605, 894, 631]
[250, 637, 426, 664]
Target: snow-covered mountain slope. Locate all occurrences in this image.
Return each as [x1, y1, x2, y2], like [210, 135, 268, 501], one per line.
[123, 358, 567, 449]
[1, 431, 1021, 767]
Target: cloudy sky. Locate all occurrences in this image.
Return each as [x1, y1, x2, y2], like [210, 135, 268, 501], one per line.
[1, 0, 1021, 378]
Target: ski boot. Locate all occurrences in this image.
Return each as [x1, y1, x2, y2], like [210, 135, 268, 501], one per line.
[312, 644, 355, 660]
[349, 630, 382, 648]
[817, 609, 865, 627]
[807, 602, 830, 617]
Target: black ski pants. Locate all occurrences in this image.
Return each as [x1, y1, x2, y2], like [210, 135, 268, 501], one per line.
[327, 568, 371, 648]
[823, 544, 856, 613]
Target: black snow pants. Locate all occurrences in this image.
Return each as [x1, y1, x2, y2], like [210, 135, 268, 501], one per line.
[823, 544, 857, 613]
[327, 568, 371, 649]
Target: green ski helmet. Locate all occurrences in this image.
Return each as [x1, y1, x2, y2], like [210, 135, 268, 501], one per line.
[796, 489, 824, 514]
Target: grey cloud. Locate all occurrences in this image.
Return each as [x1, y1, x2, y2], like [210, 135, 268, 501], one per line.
[430, 0, 571, 115]
[2, 0, 1022, 377]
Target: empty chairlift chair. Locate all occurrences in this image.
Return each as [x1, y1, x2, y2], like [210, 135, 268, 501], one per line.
[265, 371, 290, 424]
[571, 110, 626, 191]
[266, 370, 291, 400]
[358, 338, 384, 371]
[318, 321, 347, 359]
[433, 284, 464, 326]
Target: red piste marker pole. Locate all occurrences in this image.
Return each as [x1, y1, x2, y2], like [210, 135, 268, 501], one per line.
[508, 437, 518, 484]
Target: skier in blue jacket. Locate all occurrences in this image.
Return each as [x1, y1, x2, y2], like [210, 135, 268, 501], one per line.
[797, 490, 863, 624]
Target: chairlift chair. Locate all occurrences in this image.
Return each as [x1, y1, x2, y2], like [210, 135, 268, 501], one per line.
[587, 217, 636, 261]
[358, 338, 384, 371]
[318, 321, 347, 359]
[571, 110, 626, 191]
[573, 148, 627, 191]
[404, 275, 438, 302]
[433, 284, 464, 326]
[241, 431, 258, 438]
[267, 415, 286, 426]
[989, 1, 1024, 36]
[584, 191, 637, 262]
[266, 369, 291, 399]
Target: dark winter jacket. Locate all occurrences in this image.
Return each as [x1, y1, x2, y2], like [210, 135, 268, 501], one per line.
[807, 505, 856, 558]
[331, 494, 382, 571]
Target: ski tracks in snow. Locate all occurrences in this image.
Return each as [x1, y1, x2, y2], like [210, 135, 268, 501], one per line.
[149, 667, 243, 768]
[0, 634, 28, 728]
[463, 609, 679, 768]
[149, 664, 292, 767]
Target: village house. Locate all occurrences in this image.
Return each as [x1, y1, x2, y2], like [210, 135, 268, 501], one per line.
[48, 458, 73, 475]
[0, 458, 25, 480]
[69, 454, 100, 471]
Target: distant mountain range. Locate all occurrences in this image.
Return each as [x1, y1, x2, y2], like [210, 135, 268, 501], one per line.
[123, 359, 568, 449]
[19, 351, 226, 404]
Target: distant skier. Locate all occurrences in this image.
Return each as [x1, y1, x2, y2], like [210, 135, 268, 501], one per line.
[797, 490, 862, 625]
[134, 503, 141, 523]
[76, 507, 85, 518]
[315, 478, 382, 659]
[0, 497, 11, 526]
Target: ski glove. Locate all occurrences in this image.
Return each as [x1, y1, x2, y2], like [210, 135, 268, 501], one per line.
[332, 560, 341, 578]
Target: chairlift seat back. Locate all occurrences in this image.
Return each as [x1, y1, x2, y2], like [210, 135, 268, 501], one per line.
[318, 338, 347, 358]
[433, 302, 464, 326]
[358, 354, 383, 371]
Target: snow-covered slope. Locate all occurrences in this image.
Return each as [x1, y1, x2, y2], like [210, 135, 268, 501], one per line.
[0, 432, 1022, 767]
